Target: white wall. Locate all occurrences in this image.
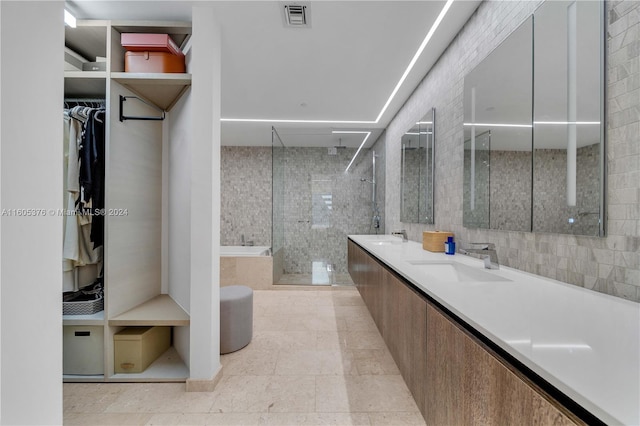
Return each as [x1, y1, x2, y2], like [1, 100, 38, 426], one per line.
[189, 6, 221, 380]
[167, 88, 193, 368]
[0, 1, 64, 424]
[168, 89, 192, 312]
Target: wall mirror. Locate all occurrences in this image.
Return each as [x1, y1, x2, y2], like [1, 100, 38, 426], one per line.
[533, 0, 604, 236]
[463, 0, 604, 236]
[463, 17, 533, 232]
[401, 108, 435, 224]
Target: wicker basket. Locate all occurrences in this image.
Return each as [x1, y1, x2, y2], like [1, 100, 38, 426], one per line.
[63, 295, 104, 315]
[422, 231, 454, 252]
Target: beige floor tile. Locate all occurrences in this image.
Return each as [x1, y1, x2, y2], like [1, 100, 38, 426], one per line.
[210, 375, 316, 413]
[63, 383, 131, 413]
[221, 347, 279, 375]
[146, 412, 261, 425]
[285, 314, 346, 332]
[334, 305, 373, 319]
[250, 330, 318, 351]
[350, 349, 401, 375]
[343, 331, 387, 350]
[316, 331, 348, 350]
[315, 376, 419, 413]
[258, 412, 371, 425]
[257, 302, 322, 316]
[103, 383, 214, 414]
[368, 412, 426, 425]
[344, 316, 379, 332]
[331, 293, 366, 306]
[253, 314, 291, 332]
[64, 412, 152, 425]
[274, 350, 357, 376]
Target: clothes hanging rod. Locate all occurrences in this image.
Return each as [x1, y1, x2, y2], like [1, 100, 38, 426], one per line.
[64, 98, 105, 108]
[119, 95, 165, 121]
[64, 97, 105, 103]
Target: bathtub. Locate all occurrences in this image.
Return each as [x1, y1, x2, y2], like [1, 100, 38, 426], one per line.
[220, 246, 271, 257]
[220, 246, 278, 290]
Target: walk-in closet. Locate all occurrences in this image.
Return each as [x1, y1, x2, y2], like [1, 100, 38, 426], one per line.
[62, 14, 220, 384]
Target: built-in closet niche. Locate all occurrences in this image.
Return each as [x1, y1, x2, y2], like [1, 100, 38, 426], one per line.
[105, 22, 192, 381]
[63, 19, 195, 382]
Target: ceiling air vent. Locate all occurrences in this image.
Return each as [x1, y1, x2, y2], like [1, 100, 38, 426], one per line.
[283, 3, 311, 28]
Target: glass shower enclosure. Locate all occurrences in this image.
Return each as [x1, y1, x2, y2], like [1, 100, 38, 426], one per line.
[271, 127, 377, 285]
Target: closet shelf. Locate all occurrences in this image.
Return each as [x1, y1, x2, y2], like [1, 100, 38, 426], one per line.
[63, 310, 105, 326]
[111, 72, 191, 110]
[109, 294, 189, 326]
[65, 71, 108, 79]
[64, 71, 106, 98]
[108, 346, 188, 382]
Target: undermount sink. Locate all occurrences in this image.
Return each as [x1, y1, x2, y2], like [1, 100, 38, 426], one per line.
[365, 236, 403, 245]
[370, 240, 401, 246]
[406, 260, 511, 283]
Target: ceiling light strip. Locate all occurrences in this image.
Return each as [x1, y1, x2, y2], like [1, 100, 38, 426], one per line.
[221, 118, 375, 124]
[344, 132, 372, 173]
[374, 0, 455, 123]
[534, 121, 601, 125]
[463, 122, 533, 128]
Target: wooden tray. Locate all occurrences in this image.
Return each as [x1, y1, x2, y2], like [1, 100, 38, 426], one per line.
[422, 231, 454, 252]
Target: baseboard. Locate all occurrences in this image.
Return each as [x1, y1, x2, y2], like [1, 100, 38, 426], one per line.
[185, 365, 223, 392]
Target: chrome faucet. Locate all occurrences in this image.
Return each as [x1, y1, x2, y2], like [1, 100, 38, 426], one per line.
[459, 243, 500, 269]
[391, 230, 408, 242]
[241, 234, 254, 247]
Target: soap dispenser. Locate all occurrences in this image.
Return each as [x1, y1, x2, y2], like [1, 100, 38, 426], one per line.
[444, 236, 456, 255]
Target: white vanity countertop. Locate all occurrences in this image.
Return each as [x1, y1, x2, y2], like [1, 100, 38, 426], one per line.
[349, 235, 640, 425]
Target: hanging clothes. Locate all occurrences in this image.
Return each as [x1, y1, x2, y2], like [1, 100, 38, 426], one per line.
[63, 105, 104, 272]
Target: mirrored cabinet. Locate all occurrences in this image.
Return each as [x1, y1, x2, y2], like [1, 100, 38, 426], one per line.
[401, 108, 435, 224]
[463, 18, 532, 232]
[462, 0, 604, 236]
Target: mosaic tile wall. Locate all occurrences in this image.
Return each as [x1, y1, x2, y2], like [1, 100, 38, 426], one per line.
[533, 144, 601, 235]
[283, 147, 379, 274]
[220, 146, 272, 246]
[400, 147, 422, 222]
[385, 0, 640, 301]
[490, 150, 532, 232]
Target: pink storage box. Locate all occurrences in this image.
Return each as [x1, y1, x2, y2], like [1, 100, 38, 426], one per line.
[121, 33, 184, 58]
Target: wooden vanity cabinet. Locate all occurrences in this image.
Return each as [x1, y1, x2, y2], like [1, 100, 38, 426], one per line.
[347, 239, 584, 425]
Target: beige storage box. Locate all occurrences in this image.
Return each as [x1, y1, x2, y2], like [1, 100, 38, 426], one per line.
[422, 231, 454, 252]
[114, 326, 170, 373]
[63, 326, 104, 375]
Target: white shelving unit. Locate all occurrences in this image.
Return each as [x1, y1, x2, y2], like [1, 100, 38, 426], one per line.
[63, 19, 195, 383]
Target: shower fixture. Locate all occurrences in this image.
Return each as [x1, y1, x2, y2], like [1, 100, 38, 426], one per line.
[334, 137, 346, 149]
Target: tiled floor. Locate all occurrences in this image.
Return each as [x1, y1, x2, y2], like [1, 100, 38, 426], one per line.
[275, 273, 354, 286]
[64, 288, 425, 425]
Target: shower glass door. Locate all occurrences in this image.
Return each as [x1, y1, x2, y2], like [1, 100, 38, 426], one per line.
[274, 139, 373, 286]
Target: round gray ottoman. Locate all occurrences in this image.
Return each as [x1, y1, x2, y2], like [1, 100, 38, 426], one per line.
[220, 285, 253, 354]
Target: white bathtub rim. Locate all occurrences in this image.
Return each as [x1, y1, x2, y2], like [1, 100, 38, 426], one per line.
[220, 246, 271, 257]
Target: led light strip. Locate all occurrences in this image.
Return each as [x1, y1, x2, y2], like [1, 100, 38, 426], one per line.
[221, 0, 454, 125]
[463, 122, 533, 128]
[332, 131, 372, 173]
[534, 121, 600, 125]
